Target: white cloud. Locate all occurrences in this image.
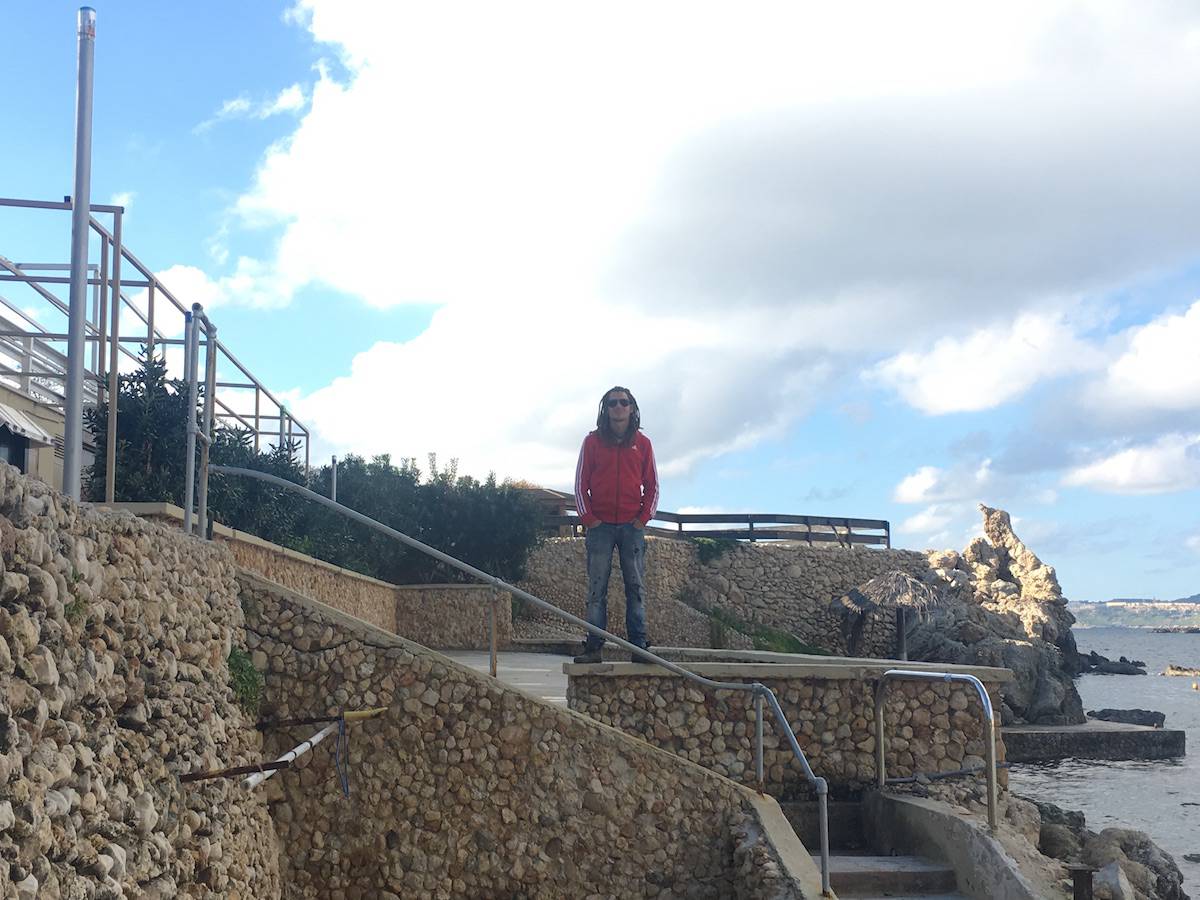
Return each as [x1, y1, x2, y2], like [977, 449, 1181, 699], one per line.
[194, 84, 308, 133]
[185, 1, 1200, 486]
[893, 459, 993, 504]
[108, 191, 135, 210]
[1062, 434, 1200, 494]
[894, 467, 941, 504]
[1186, 533, 1200, 555]
[870, 312, 1105, 415]
[293, 300, 832, 489]
[1087, 300, 1200, 414]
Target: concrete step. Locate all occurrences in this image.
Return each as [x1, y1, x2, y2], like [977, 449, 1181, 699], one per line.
[817, 854, 958, 896]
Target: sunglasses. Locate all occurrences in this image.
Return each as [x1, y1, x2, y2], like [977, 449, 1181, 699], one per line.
[606, 398, 631, 408]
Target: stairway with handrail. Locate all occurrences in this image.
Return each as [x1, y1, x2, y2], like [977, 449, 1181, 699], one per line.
[206, 463, 838, 896]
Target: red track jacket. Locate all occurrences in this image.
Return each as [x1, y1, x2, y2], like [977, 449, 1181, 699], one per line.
[574, 430, 660, 528]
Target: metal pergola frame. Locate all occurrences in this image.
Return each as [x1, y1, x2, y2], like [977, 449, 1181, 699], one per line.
[0, 196, 311, 498]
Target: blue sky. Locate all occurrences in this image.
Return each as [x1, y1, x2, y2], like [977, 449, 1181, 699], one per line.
[3, 1, 1200, 602]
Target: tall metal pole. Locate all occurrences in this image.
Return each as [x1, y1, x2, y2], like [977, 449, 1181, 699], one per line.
[64, 6, 97, 501]
[330, 454, 337, 501]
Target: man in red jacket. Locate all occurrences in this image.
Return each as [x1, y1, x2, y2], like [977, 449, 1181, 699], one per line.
[573, 385, 659, 663]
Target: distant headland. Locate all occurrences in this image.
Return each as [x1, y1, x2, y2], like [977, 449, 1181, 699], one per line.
[1072, 597, 1200, 628]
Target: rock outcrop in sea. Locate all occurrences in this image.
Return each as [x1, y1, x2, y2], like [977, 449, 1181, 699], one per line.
[908, 504, 1086, 725]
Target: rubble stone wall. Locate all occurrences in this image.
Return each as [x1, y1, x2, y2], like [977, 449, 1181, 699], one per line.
[220, 531, 398, 634]
[107, 504, 508, 651]
[240, 572, 820, 899]
[521, 537, 928, 653]
[393, 584, 513, 650]
[0, 466, 281, 899]
[567, 664, 1009, 800]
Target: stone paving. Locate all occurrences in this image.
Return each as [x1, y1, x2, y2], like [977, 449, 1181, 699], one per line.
[444, 650, 570, 704]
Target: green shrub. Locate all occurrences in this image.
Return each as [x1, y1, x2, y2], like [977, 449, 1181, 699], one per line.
[227, 648, 263, 715]
[705, 606, 830, 656]
[693, 537, 736, 564]
[84, 357, 544, 587]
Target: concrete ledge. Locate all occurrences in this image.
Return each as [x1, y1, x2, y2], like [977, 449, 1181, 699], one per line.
[1003, 721, 1186, 762]
[565, 652, 1013, 682]
[744, 792, 828, 898]
[863, 792, 1058, 900]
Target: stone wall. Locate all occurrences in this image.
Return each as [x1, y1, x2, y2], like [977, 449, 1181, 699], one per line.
[239, 572, 823, 899]
[109, 503, 509, 652]
[519, 537, 714, 646]
[566, 660, 1010, 800]
[219, 529, 398, 634]
[393, 584, 512, 650]
[0, 465, 281, 898]
[520, 537, 928, 654]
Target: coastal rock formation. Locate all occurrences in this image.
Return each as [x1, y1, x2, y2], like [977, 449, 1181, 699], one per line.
[908, 505, 1086, 725]
[1014, 797, 1189, 900]
[1164, 664, 1200, 677]
[1082, 651, 1148, 675]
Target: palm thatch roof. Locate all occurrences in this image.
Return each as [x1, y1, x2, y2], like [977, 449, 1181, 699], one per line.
[836, 571, 941, 618]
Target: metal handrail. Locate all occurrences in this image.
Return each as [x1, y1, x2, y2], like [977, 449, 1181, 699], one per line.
[0, 197, 313, 474]
[874, 668, 998, 830]
[207, 464, 834, 896]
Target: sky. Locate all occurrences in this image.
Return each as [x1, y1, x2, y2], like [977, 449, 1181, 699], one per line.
[2, 1, 1200, 602]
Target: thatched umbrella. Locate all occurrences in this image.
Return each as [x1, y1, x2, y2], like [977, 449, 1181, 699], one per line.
[834, 571, 941, 660]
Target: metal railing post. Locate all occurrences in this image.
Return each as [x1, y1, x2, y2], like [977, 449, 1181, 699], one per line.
[196, 317, 216, 537]
[489, 593, 498, 678]
[183, 308, 199, 533]
[206, 464, 834, 895]
[103, 209, 122, 504]
[754, 690, 764, 791]
[874, 669, 998, 831]
[96, 233, 107, 404]
[146, 281, 155, 357]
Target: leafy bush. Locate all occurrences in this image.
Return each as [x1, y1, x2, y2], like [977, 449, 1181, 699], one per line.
[85, 356, 543, 586]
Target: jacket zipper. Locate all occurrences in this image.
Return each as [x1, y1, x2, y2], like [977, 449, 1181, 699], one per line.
[615, 442, 622, 524]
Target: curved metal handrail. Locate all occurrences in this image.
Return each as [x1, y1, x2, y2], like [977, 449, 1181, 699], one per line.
[874, 668, 998, 830]
[207, 464, 833, 896]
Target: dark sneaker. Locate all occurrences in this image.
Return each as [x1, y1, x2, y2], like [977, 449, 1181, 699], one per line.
[629, 643, 655, 662]
[573, 647, 603, 664]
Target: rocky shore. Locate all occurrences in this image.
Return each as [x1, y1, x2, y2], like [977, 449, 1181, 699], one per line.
[909, 505, 1085, 726]
[1164, 665, 1200, 677]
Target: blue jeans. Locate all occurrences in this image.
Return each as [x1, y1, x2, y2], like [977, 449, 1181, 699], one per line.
[582, 523, 647, 650]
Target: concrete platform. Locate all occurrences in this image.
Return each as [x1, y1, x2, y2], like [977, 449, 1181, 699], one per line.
[1003, 719, 1186, 762]
[443, 651, 569, 704]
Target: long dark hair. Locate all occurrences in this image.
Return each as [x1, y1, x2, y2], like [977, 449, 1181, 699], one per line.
[595, 385, 641, 446]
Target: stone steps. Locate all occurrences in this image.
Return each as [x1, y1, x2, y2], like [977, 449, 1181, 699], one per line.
[818, 853, 959, 897]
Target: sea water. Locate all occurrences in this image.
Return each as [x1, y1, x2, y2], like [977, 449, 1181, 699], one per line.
[1008, 626, 1200, 894]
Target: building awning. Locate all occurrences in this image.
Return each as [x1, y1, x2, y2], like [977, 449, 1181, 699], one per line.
[0, 403, 54, 446]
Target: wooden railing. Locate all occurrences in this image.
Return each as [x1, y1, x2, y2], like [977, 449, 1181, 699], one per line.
[543, 510, 891, 548]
